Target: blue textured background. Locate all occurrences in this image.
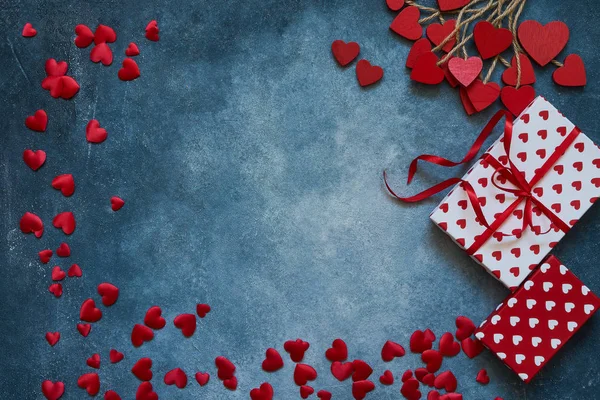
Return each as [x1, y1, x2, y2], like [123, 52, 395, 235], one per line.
[1, 0, 600, 399]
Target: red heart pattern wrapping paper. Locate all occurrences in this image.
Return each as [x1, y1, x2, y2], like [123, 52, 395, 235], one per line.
[475, 255, 600, 383]
[430, 97, 600, 289]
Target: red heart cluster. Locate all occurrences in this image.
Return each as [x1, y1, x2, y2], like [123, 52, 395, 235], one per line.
[331, 40, 384, 87]
[41, 59, 80, 99]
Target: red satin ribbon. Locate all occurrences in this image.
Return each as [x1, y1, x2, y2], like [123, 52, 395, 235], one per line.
[385, 109, 580, 254]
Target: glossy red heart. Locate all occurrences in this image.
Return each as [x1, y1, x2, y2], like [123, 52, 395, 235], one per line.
[317, 390, 332, 400]
[501, 85, 535, 116]
[223, 376, 238, 390]
[59, 76, 80, 99]
[448, 56, 483, 87]
[42, 380, 64, 400]
[331, 40, 360, 67]
[284, 338, 310, 362]
[250, 382, 274, 400]
[331, 361, 354, 381]
[164, 368, 187, 388]
[68, 264, 82, 277]
[98, 282, 119, 306]
[410, 329, 434, 353]
[53, 212, 76, 235]
[105, 390, 121, 400]
[379, 370, 394, 385]
[20, 212, 44, 237]
[86, 119, 108, 143]
[553, 54, 586, 87]
[45, 332, 60, 346]
[518, 20, 569, 66]
[174, 313, 197, 337]
[215, 356, 236, 380]
[438, 332, 460, 356]
[118, 58, 141, 81]
[325, 338, 347, 361]
[465, 79, 500, 112]
[427, 20, 456, 52]
[77, 323, 91, 336]
[461, 337, 484, 358]
[502, 54, 535, 86]
[22, 23, 37, 37]
[196, 303, 211, 317]
[294, 363, 318, 385]
[352, 380, 375, 400]
[87, 353, 100, 369]
[352, 359, 373, 381]
[51, 266, 66, 281]
[300, 385, 314, 399]
[411, 52, 444, 84]
[422, 350, 443, 373]
[77, 373, 100, 396]
[23, 149, 46, 171]
[434, 371, 457, 392]
[136, 382, 158, 400]
[381, 340, 405, 361]
[437, 0, 469, 11]
[55, 243, 70, 258]
[131, 324, 154, 347]
[132, 357, 153, 381]
[356, 59, 383, 87]
[45, 59, 67, 76]
[473, 21, 513, 59]
[145, 20, 160, 41]
[94, 24, 117, 44]
[74, 24, 94, 48]
[110, 196, 125, 211]
[455, 316, 475, 340]
[52, 175, 75, 197]
[39, 249, 53, 263]
[25, 109, 48, 132]
[386, 0, 405, 11]
[144, 306, 166, 329]
[110, 349, 124, 363]
[406, 38, 432, 69]
[80, 298, 102, 322]
[90, 43, 113, 66]
[195, 372, 210, 386]
[125, 42, 140, 56]
[476, 368, 490, 384]
[262, 348, 284, 372]
[390, 6, 422, 41]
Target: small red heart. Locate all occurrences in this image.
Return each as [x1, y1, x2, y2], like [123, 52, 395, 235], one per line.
[77, 373, 100, 396]
[331, 40, 360, 67]
[45, 332, 60, 346]
[421, 350, 443, 373]
[262, 348, 284, 372]
[502, 54, 536, 86]
[51, 174, 75, 197]
[448, 56, 483, 87]
[86, 119, 108, 143]
[77, 323, 91, 337]
[136, 382, 158, 400]
[55, 243, 71, 258]
[352, 359, 373, 381]
[356, 59, 383, 87]
[511, 248, 521, 258]
[575, 142, 585, 152]
[427, 20, 456, 52]
[379, 370, 394, 385]
[438, 332, 460, 357]
[51, 266, 66, 281]
[501, 85, 535, 116]
[455, 316, 475, 341]
[215, 356, 236, 380]
[437, 0, 470, 11]
[80, 298, 102, 322]
[325, 338, 348, 362]
[410, 329, 434, 353]
[125, 42, 141, 56]
[98, 282, 119, 306]
[466, 80, 500, 112]
[386, 0, 405, 10]
[552, 183, 563, 194]
[223, 376, 238, 390]
[110, 349, 124, 363]
[105, 390, 121, 400]
[406, 38, 432, 69]
[473, 21, 513, 59]
[572, 180, 582, 191]
[90, 42, 113, 66]
[145, 20, 160, 42]
[87, 353, 101, 369]
[132, 357, 153, 381]
[331, 361, 354, 381]
[400, 378, 421, 400]
[196, 303, 211, 317]
[68, 264, 82, 277]
[108, 196, 125, 211]
[573, 161, 584, 171]
[571, 200, 581, 210]
[411, 52, 444, 85]
[118, 58, 141, 81]
[58, 76, 80, 99]
[317, 390, 332, 400]
[553, 54, 586, 87]
[23, 149, 47, 171]
[518, 133, 528, 143]
[402, 370, 413, 382]
[476, 368, 490, 384]
[25, 109, 48, 132]
[284, 338, 310, 362]
[195, 372, 210, 386]
[250, 382, 274, 400]
[434, 371, 457, 392]
[461, 337, 484, 358]
[42, 380, 64, 400]
[144, 306, 166, 329]
[53, 212, 76, 235]
[45, 59, 68, 76]
[94, 24, 116, 44]
[415, 368, 427, 382]
[22, 22, 37, 37]
[518, 20, 569, 66]
[74, 24, 95, 48]
[164, 368, 187, 388]
[131, 324, 154, 347]
[381, 340, 405, 361]
[39, 249, 53, 263]
[294, 363, 318, 385]
[300, 385, 314, 399]
[48, 283, 63, 297]
[352, 380, 375, 400]
[390, 6, 422, 40]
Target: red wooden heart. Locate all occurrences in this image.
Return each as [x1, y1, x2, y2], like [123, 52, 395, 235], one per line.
[145, 20, 160, 42]
[262, 348, 284, 372]
[427, 19, 456, 52]
[448, 56, 483, 87]
[518, 20, 569, 66]
[410, 52, 444, 84]
[476, 368, 490, 384]
[86, 119, 107, 143]
[52, 174, 75, 197]
[174, 313, 197, 337]
[118, 58, 141, 81]
[131, 324, 154, 347]
[386, 0, 405, 11]
[164, 368, 188, 388]
[441, 57, 459, 87]
[356, 59, 383, 87]
[459, 87, 477, 115]
[98, 282, 119, 306]
[80, 298, 102, 322]
[502, 53, 535, 86]
[553, 54, 586, 87]
[331, 40, 360, 67]
[406, 38, 432, 69]
[390, 6, 422, 41]
[94, 24, 116, 44]
[144, 306, 166, 329]
[125, 42, 140, 56]
[74, 24, 95, 48]
[111, 196, 125, 211]
[90, 42, 113, 66]
[473, 21, 513, 59]
[437, 0, 470, 11]
[41, 380, 64, 400]
[25, 109, 48, 132]
[501, 85, 535, 116]
[465, 80, 500, 112]
[23, 149, 46, 171]
[22, 23, 37, 37]
[53, 212, 76, 235]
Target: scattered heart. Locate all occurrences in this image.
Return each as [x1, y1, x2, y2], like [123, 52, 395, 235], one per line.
[80, 298, 102, 322]
[77, 373, 100, 396]
[87, 353, 101, 369]
[86, 119, 108, 143]
[331, 40, 360, 67]
[126, 42, 140, 56]
[356, 59, 383, 87]
[110, 349, 124, 363]
[23, 149, 46, 171]
[53, 212, 76, 235]
[118, 58, 141, 81]
[25, 110, 48, 132]
[145, 20, 160, 41]
[68, 264, 82, 277]
[164, 368, 187, 388]
[45, 332, 60, 346]
[131, 324, 154, 347]
[132, 357, 153, 381]
[284, 338, 310, 362]
[22, 23, 37, 37]
[390, 6, 422, 41]
[144, 306, 166, 329]
[262, 348, 284, 372]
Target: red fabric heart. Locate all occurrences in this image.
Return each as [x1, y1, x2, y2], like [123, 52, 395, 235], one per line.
[174, 313, 197, 337]
[56, 243, 71, 257]
[300, 385, 314, 399]
[473, 21, 513, 59]
[195, 372, 210, 386]
[110, 349, 124, 363]
[317, 390, 332, 400]
[94, 24, 117, 44]
[465, 79, 500, 112]
[105, 390, 121, 400]
[410, 329, 434, 353]
[428, 390, 441, 400]
[262, 348, 284, 372]
[325, 338, 348, 362]
[144, 306, 166, 329]
[45, 332, 60, 346]
[250, 382, 274, 400]
[476, 368, 490, 384]
[41, 76, 63, 98]
[110, 196, 125, 211]
[439, 332, 460, 356]
[23, 149, 46, 171]
[22, 23, 37, 37]
[39, 249, 53, 263]
[379, 370, 394, 385]
[86, 119, 108, 143]
[411, 52, 445, 84]
[284, 338, 310, 362]
[406, 38, 432, 69]
[434, 371, 457, 392]
[164, 368, 187, 388]
[501, 85, 535, 116]
[90, 43, 113, 66]
[51, 266, 66, 281]
[77, 323, 91, 336]
[126, 42, 140, 56]
[427, 20, 456, 52]
[502, 54, 535, 86]
[196, 303, 211, 317]
[131, 324, 154, 347]
[52, 175, 75, 197]
[352, 359, 373, 381]
[25, 109, 48, 132]
[455, 316, 475, 340]
[132, 357, 153, 381]
[58, 76, 80, 99]
[422, 350, 443, 373]
[448, 56, 483, 87]
[136, 382, 158, 400]
[402, 370, 413, 382]
[386, 0, 405, 11]
[53, 212, 76, 235]
[74, 24, 95, 48]
[42, 380, 64, 400]
[145, 20, 160, 41]
[352, 380, 375, 400]
[118, 58, 141, 81]
[553, 54, 586, 87]
[215, 356, 236, 380]
[331, 40, 360, 67]
[68, 264, 82, 277]
[294, 363, 318, 385]
[98, 283, 119, 306]
[461, 337, 484, 358]
[80, 298, 102, 322]
[223, 376, 238, 390]
[20, 212, 44, 238]
[87, 353, 100, 369]
[390, 6, 422, 41]
[48, 283, 62, 297]
[381, 340, 405, 361]
[518, 20, 569, 66]
[77, 373, 100, 396]
[401, 378, 421, 400]
[356, 59, 383, 87]
[437, 0, 469, 11]
[45, 59, 67, 76]
[331, 361, 354, 381]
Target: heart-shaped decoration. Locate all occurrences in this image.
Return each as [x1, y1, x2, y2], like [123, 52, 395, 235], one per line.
[386, 0, 405, 11]
[294, 363, 318, 385]
[48, 283, 62, 297]
[80, 298, 102, 322]
[77, 323, 91, 336]
[434, 371, 457, 392]
[25, 109, 48, 132]
[22, 23, 37, 37]
[51, 266, 66, 281]
[409, 329, 435, 352]
[77, 373, 100, 396]
[473, 21, 513, 59]
[20, 212, 44, 238]
[164, 368, 187, 388]
[250, 382, 274, 400]
[518, 20, 569, 66]
[86, 119, 108, 143]
[109, 196, 125, 211]
[262, 348, 284, 372]
[45, 59, 68, 76]
[136, 382, 158, 400]
[39, 249, 53, 263]
[144, 306, 166, 329]
[94, 24, 117, 44]
[131, 324, 154, 347]
[331, 361, 354, 381]
[118, 58, 141, 81]
[317, 390, 332, 400]
[145, 20, 160, 41]
[132, 357, 153, 381]
[53, 211, 76, 235]
[459, 87, 477, 115]
[379, 370, 394, 385]
[438, 332, 461, 356]
[381, 340, 405, 361]
[284, 338, 310, 362]
[45, 332, 60, 346]
[42, 380, 64, 400]
[98, 282, 119, 306]
[195, 372, 210, 386]
[300, 386, 314, 399]
[401, 378, 421, 400]
[352, 380, 375, 400]
[356, 59, 383, 87]
[421, 349, 443, 373]
[502, 54, 535, 86]
[390, 6, 422, 40]
[501, 85, 535, 116]
[427, 19, 457, 52]
[406, 38, 432, 69]
[437, 0, 470, 11]
[196, 303, 211, 317]
[23, 149, 46, 171]
[52, 174, 75, 197]
[90, 42, 113, 66]
[68, 264, 82, 277]
[58, 76, 80, 99]
[410, 52, 445, 85]
[74, 24, 95, 48]
[466, 79, 500, 112]
[215, 356, 236, 379]
[455, 316, 475, 340]
[553, 54, 586, 87]
[87, 353, 100, 369]
[110, 349, 124, 363]
[125, 42, 140, 56]
[476, 368, 490, 384]
[448, 56, 483, 87]
[325, 338, 348, 361]
[56, 243, 70, 258]
[105, 390, 121, 400]
[352, 359, 373, 381]
[331, 40, 360, 67]
[461, 337, 484, 358]
[222, 376, 238, 390]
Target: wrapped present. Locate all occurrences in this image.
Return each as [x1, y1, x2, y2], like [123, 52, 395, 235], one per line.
[475, 255, 600, 383]
[386, 96, 600, 289]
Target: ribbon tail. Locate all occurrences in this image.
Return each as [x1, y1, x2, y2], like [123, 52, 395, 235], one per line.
[383, 171, 461, 203]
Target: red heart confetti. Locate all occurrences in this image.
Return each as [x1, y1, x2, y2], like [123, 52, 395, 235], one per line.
[410, 329, 435, 352]
[22, 213, 44, 238]
[434, 371, 457, 392]
[352, 359, 373, 381]
[110, 196, 125, 211]
[518, 20, 569, 66]
[331, 361, 354, 381]
[131, 324, 154, 347]
[284, 338, 310, 362]
[105, 390, 121, 400]
[56, 242, 70, 257]
[317, 390, 332, 400]
[553, 54, 586, 87]
[41, 380, 64, 400]
[77, 323, 91, 337]
[87, 353, 101, 369]
[132, 357, 153, 381]
[118, 58, 141, 81]
[356, 59, 383, 87]
[23, 149, 46, 171]
[25, 109, 48, 132]
[250, 382, 274, 400]
[144, 306, 166, 329]
[331, 40, 360, 67]
[98, 283, 119, 306]
[51, 266, 66, 281]
[379, 370, 394, 385]
[90, 42, 113, 66]
[461, 337, 484, 358]
[381, 340, 406, 361]
[94, 24, 117, 44]
[45, 332, 60, 346]
[439, 332, 461, 356]
[74, 24, 94, 48]
[455, 316, 475, 341]
[22, 23, 37, 37]
[502, 54, 535, 86]
[86, 119, 108, 143]
[39, 249, 53, 263]
[77, 373, 100, 396]
[110, 349, 124, 363]
[352, 380, 375, 400]
[325, 338, 348, 362]
[262, 348, 284, 372]
[215, 356, 236, 380]
[300, 385, 314, 399]
[422, 349, 443, 373]
[126, 42, 140, 56]
[136, 382, 158, 400]
[195, 372, 210, 386]
[390, 6, 422, 41]
[476, 368, 490, 384]
[401, 378, 421, 400]
[164, 368, 187, 388]
[174, 313, 197, 337]
[80, 298, 102, 322]
[68, 264, 82, 277]
[145, 20, 160, 41]
[294, 363, 318, 385]
[473, 21, 513, 59]
[53, 212, 76, 235]
[196, 303, 211, 318]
